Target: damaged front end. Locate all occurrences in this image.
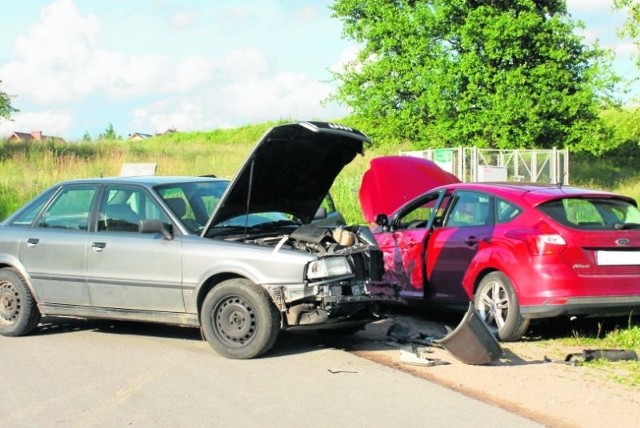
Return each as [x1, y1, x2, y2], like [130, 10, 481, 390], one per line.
[261, 224, 401, 329]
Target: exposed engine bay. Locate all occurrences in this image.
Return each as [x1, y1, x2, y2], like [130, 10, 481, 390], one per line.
[217, 223, 397, 327]
[240, 224, 379, 255]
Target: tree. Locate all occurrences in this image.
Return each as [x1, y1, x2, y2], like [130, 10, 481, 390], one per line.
[98, 123, 119, 140]
[0, 80, 18, 121]
[330, 0, 620, 153]
[615, 0, 640, 67]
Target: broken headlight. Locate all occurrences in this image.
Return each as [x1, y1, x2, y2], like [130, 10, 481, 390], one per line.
[306, 257, 352, 280]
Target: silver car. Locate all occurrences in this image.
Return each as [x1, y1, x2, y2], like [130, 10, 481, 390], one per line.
[0, 122, 398, 359]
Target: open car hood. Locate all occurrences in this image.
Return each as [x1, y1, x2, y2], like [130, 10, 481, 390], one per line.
[205, 122, 369, 231]
[359, 156, 461, 222]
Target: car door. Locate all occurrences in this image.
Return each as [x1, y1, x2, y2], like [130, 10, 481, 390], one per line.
[426, 190, 494, 303]
[18, 185, 97, 305]
[375, 191, 443, 299]
[86, 185, 185, 312]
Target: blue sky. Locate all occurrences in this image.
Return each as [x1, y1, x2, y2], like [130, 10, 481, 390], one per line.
[0, 0, 636, 141]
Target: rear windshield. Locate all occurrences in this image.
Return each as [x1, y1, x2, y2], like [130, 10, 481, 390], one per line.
[538, 197, 640, 230]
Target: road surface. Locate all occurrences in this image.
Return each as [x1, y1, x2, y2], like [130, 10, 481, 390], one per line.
[1, 317, 541, 427]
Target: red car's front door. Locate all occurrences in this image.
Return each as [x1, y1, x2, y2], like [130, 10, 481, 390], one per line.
[425, 191, 494, 304]
[376, 228, 430, 299]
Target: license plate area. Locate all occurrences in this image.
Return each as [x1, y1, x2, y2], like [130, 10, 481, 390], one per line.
[596, 250, 640, 266]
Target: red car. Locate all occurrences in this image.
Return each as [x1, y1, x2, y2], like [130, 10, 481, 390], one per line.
[360, 156, 640, 341]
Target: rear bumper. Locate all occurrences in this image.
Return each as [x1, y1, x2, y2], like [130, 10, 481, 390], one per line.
[521, 295, 640, 319]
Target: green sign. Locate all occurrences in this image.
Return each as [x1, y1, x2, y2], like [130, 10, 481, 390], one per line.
[434, 149, 453, 163]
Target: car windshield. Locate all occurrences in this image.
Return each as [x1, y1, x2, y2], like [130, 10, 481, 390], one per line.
[155, 180, 300, 233]
[537, 197, 640, 230]
[156, 181, 228, 233]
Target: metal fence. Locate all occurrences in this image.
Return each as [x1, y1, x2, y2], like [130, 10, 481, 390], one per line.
[401, 147, 570, 184]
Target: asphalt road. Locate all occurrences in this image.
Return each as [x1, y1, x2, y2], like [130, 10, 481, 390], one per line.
[0, 317, 541, 428]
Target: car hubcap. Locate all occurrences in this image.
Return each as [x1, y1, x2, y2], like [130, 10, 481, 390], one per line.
[477, 280, 509, 331]
[213, 296, 256, 346]
[0, 281, 19, 324]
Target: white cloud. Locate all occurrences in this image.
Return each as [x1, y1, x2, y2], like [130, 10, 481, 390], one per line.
[0, 110, 72, 138]
[566, 0, 612, 13]
[131, 46, 347, 134]
[616, 42, 638, 56]
[0, 0, 214, 106]
[330, 46, 360, 73]
[219, 48, 269, 79]
[171, 10, 197, 29]
[297, 6, 317, 22]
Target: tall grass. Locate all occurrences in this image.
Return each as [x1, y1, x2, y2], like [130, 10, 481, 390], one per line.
[3, 122, 640, 221]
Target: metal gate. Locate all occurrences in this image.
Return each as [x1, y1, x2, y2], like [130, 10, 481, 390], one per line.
[401, 147, 569, 184]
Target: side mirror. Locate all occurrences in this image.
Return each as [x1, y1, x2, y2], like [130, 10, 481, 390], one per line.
[374, 214, 391, 232]
[139, 219, 174, 240]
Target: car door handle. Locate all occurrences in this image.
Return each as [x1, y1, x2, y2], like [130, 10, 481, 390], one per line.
[465, 236, 480, 246]
[26, 238, 39, 248]
[91, 242, 107, 252]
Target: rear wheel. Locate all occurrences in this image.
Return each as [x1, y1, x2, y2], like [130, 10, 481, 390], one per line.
[473, 271, 529, 342]
[0, 268, 41, 337]
[201, 279, 280, 359]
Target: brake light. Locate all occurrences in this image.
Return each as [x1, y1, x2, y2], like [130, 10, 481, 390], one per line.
[506, 221, 566, 255]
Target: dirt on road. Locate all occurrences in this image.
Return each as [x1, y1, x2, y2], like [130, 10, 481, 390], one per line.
[320, 311, 640, 428]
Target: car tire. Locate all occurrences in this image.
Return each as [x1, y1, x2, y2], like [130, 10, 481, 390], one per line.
[201, 279, 280, 359]
[473, 271, 529, 342]
[0, 267, 41, 337]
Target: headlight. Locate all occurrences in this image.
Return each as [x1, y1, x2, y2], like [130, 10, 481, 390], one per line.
[306, 257, 352, 280]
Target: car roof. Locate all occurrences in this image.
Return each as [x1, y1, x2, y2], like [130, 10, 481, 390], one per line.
[437, 182, 634, 205]
[56, 175, 228, 188]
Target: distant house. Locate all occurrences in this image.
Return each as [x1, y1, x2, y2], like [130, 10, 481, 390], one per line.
[154, 127, 178, 136]
[7, 131, 64, 143]
[128, 132, 153, 141]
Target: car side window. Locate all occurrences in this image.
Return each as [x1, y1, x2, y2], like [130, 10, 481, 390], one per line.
[36, 186, 97, 230]
[7, 187, 58, 226]
[446, 191, 492, 227]
[393, 192, 437, 229]
[496, 198, 522, 223]
[98, 186, 170, 233]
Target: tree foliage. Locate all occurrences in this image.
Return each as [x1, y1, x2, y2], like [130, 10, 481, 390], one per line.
[331, 0, 620, 153]
[98, 123, 120, 140]
[615, 0, 640, 68]
[0, 80, 18, 121]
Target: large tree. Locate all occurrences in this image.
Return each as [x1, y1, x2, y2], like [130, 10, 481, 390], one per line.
[615, 0, 640, 67]
[0, 80, 18, 121]
[330, 0, 619, 153]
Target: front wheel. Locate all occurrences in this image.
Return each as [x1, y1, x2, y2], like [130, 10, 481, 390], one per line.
[0, 267, 41, 336]
[473, 271, 529, 342]
[201, 279, 280, 359]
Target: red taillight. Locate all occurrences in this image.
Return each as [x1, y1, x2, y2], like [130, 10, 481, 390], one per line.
[506, 221, 567, 256]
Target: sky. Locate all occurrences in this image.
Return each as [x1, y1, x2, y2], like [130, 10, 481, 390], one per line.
[0, 0, 637, 141]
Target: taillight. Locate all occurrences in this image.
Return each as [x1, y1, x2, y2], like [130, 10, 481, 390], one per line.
[505, 221, 567, 255]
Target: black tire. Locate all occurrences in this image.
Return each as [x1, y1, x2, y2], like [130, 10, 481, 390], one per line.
[0, 267, 41, 337]
[201, 279, 280, 359]
[473, 271, 529, 342]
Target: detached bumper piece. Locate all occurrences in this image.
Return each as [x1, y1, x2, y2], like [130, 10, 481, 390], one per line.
[435, 303, 503, 365]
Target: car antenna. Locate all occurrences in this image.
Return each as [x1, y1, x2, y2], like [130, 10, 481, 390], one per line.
[244, 159, 255, 237]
